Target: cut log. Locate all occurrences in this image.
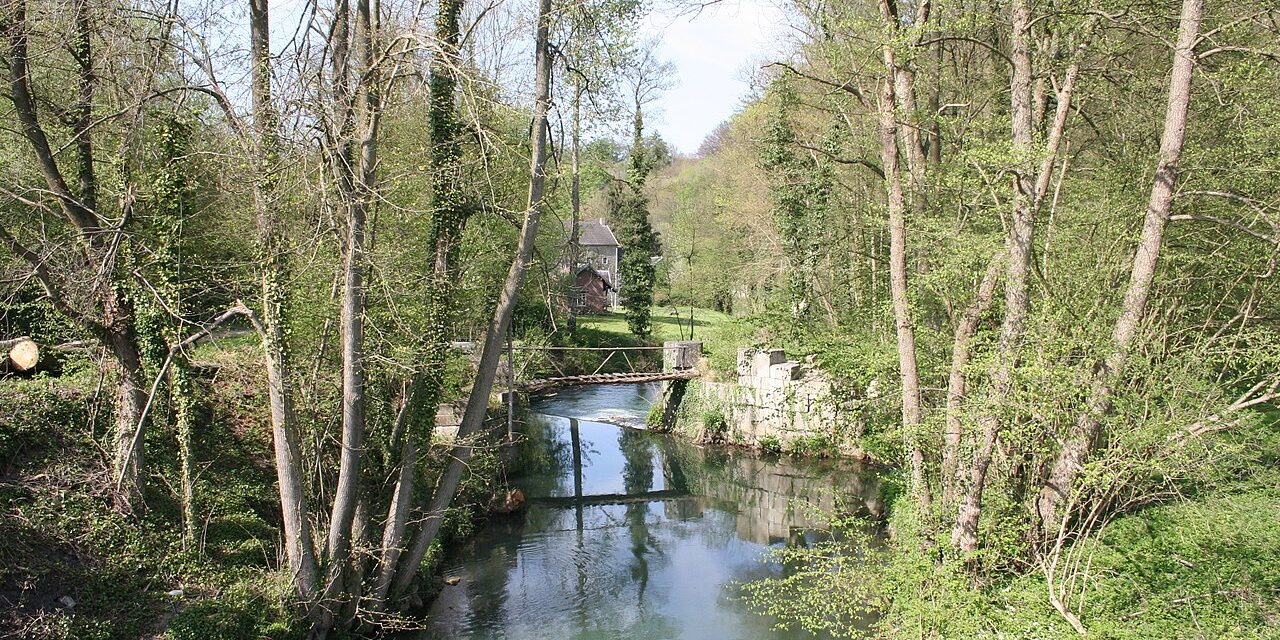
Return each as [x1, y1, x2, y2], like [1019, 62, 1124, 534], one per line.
[5, 338, 39, 372]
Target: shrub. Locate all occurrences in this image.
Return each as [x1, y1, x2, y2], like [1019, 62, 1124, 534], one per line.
[646, 402, 664, 429]
[759, 434, 783, 455]
[789, 433, 834, 458]
[701, 408, 728, 442]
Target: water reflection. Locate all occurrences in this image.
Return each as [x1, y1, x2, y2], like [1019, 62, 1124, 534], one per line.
[422, 384, 882, 640]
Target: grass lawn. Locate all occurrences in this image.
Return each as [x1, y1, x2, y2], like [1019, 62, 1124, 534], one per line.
[576, 306, 733, 344]
[571, 306, 751, 376]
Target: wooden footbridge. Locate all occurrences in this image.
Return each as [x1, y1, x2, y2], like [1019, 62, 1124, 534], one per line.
[512, 341, 702, 393]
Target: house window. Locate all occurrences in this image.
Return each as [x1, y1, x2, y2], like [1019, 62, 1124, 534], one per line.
[573, 293, 587, 308]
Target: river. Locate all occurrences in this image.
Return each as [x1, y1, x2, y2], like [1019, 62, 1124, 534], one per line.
[422, 382, 884, 639]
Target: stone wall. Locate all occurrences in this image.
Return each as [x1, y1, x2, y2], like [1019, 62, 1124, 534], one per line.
[677, 347, 866, 456]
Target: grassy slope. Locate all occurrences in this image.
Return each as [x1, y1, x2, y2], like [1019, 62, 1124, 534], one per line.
[989, 468, 1280, 638]
[0, 355, 300, 640]
[572, 306, 754, 377]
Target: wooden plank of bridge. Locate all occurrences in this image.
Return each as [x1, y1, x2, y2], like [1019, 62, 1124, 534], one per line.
[517, 369, 697, 393]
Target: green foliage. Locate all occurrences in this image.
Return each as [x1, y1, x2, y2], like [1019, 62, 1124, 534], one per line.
[613, 181, 658, 338]
[0, 371, 94, 472]
[645, 401, 664, 428]
[742, 508, 989, 638]
[787, 433, 834, 457]
[0, 351, 304, 639]
[758, 434, 783, 455]
[700, 407, 728, 441]
[164, 583, 302, 640]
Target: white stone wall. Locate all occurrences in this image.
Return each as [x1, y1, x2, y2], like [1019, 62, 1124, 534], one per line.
[692, 348, 862, 454]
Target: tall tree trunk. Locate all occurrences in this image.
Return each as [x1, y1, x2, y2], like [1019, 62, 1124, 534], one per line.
[248, 0, 320, 607]
[390, 0, 554, 601]
[1035, 0, 1203, 534]
[952, 0, 1086, 551]
[320, 0, 378, 626]
[369, 0, 465, 608]
[567, 82, 582, 333]
[895, 0, 931, 212]
[941, 253, 1002, 507]
[107, 325, 148, 505]
[172, 361, 197, 543]
[876, 0, 930, 511]
[4, 0, 148, 507]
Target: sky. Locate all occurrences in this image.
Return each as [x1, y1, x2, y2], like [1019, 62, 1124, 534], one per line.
[641, 1, 789, 155]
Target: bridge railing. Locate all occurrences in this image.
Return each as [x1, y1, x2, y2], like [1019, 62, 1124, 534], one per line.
[509, 341, 702, 391]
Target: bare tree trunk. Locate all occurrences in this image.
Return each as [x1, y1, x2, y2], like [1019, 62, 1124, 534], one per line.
[895, 66, 927, 212]
[1035, 0, 1203, 534]
[876, 0, 930, 512]
[107, 326, 148, 504]
[390, 0, 555, 601]
[952, 0, 1037, 553]
[248, 0, 320, 607]
[952, 0, 1087, 551]
[3, 0, 149, 507]
[320, 0, 379, 626]
[369, 0, 466, 609]
[567, 82, 583, 333]
[941, 253, 1001, 507]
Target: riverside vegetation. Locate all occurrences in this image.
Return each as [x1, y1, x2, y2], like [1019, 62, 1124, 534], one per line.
[2, 0, 1279, 637]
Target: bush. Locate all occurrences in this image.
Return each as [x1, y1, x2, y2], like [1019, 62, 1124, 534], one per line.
[701, 408, 727, 442]
[758, 434, 783, 455]
[646, 401, 664, 429]
[788, 433, 834, 457]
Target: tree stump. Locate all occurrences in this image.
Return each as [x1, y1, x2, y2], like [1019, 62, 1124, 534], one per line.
[2, 338, 39, 373]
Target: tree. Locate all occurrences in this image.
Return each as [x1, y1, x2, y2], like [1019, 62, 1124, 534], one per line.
[0, 0, 151, 508]
[1034, 0, 1205, 536]
[558, 0, 644, 333]
[616, 42, 671, 338]
[952, 4, 1092, 552]
[389, 0, 557, 601]
[370, 0, 469, 609]
[759, 82, 811, 317]
[872, 0, 931, 512]
[247, 0, 321, 614]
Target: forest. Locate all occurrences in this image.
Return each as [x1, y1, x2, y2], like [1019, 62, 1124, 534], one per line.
[1, 0, 1277, 637]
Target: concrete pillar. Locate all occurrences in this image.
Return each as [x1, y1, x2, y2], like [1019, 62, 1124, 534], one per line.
[663, 341, 703, 371]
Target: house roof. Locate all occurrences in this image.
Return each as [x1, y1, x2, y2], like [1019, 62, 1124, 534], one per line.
[575, 265, 615, 290]
[572, 218, 619, 247]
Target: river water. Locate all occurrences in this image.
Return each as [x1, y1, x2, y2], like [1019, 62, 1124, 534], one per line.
[422, 383, 884, 639]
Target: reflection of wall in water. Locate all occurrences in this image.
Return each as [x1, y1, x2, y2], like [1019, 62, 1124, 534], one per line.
[662, 439, 883, 546]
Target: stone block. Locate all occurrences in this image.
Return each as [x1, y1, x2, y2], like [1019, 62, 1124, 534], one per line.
[751, 351, 775, 378]
[664, 340, 703, 370]
[769, 362, 800, 381]
[737, 348, 756, 379]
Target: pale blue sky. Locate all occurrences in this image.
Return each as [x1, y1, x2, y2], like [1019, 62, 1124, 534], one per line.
[642, 1, 787, 155]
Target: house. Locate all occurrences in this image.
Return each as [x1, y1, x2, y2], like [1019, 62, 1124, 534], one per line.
[567, 218, 621, 310]
[572, 265, 615, 313]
